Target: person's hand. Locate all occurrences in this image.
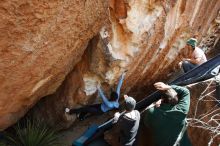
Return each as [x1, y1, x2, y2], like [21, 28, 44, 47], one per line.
[154, 82, 171, 90]
[147, 103, 155, 109]
[65, 108, 70, 113]
[178, 61, 182, 68]
[113, 112, 121, 123]
[124, 95, 128, 98]
[114, 112, 120, 118]
[155, 99, 162, 108]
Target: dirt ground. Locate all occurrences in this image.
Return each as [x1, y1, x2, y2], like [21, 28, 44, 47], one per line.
[58, 112, 113, 146]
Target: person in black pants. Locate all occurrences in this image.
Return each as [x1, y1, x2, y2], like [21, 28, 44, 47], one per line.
[65, 72, 126, 120]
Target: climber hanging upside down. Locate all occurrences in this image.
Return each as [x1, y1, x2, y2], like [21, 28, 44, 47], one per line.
[65, 72, 126, 121]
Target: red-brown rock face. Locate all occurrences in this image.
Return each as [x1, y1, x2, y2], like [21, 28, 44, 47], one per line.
[0, 0, 220, 132]
[0, 0, 108, 130]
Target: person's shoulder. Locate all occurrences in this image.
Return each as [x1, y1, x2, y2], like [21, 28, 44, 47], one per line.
[196, 46, 202, 50]
[171, 85, 190, 95]
[195, 47, 205, 53]
[170, 85, 178, 88]
[134, 110, 140, 115]
[171, 85, 188, 90]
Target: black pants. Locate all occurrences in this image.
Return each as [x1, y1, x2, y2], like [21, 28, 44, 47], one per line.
[69, 104, 104, 119]
[182, 61, 198, 73]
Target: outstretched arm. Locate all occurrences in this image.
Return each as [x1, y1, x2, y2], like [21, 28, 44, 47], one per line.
[116, 72, 126, 98]
[97, 86, 111, 106]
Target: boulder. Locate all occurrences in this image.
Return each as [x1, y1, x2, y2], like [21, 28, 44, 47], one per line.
[0, 0, 220, 131]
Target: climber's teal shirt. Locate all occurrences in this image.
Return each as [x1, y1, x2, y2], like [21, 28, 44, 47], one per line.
[97, 73, 125, 112]
[143, 85, 192, 146]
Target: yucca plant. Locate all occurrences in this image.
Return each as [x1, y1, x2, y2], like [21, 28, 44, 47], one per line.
[0, 141, 6, 146]
[4, 119, 61, 146]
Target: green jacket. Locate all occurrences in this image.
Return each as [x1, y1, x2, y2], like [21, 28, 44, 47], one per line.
[143, 85, 192, 146]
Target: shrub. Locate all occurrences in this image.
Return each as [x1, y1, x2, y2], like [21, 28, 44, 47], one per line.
[0, 141, 6, 146]
[3, 119, 61, 146]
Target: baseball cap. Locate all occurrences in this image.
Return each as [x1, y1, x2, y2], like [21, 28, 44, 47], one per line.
[187, 38, 197, 48]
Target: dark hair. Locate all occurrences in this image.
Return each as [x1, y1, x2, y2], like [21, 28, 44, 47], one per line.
[160, 89, 178, 105]
[110, 91, 118, 101]
[163, 96, 179, 105]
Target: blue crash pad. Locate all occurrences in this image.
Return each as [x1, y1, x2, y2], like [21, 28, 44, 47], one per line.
[73, 124, 98, 146]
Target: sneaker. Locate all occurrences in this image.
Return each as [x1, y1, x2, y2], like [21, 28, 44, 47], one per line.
[65, 108, 70, 113]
